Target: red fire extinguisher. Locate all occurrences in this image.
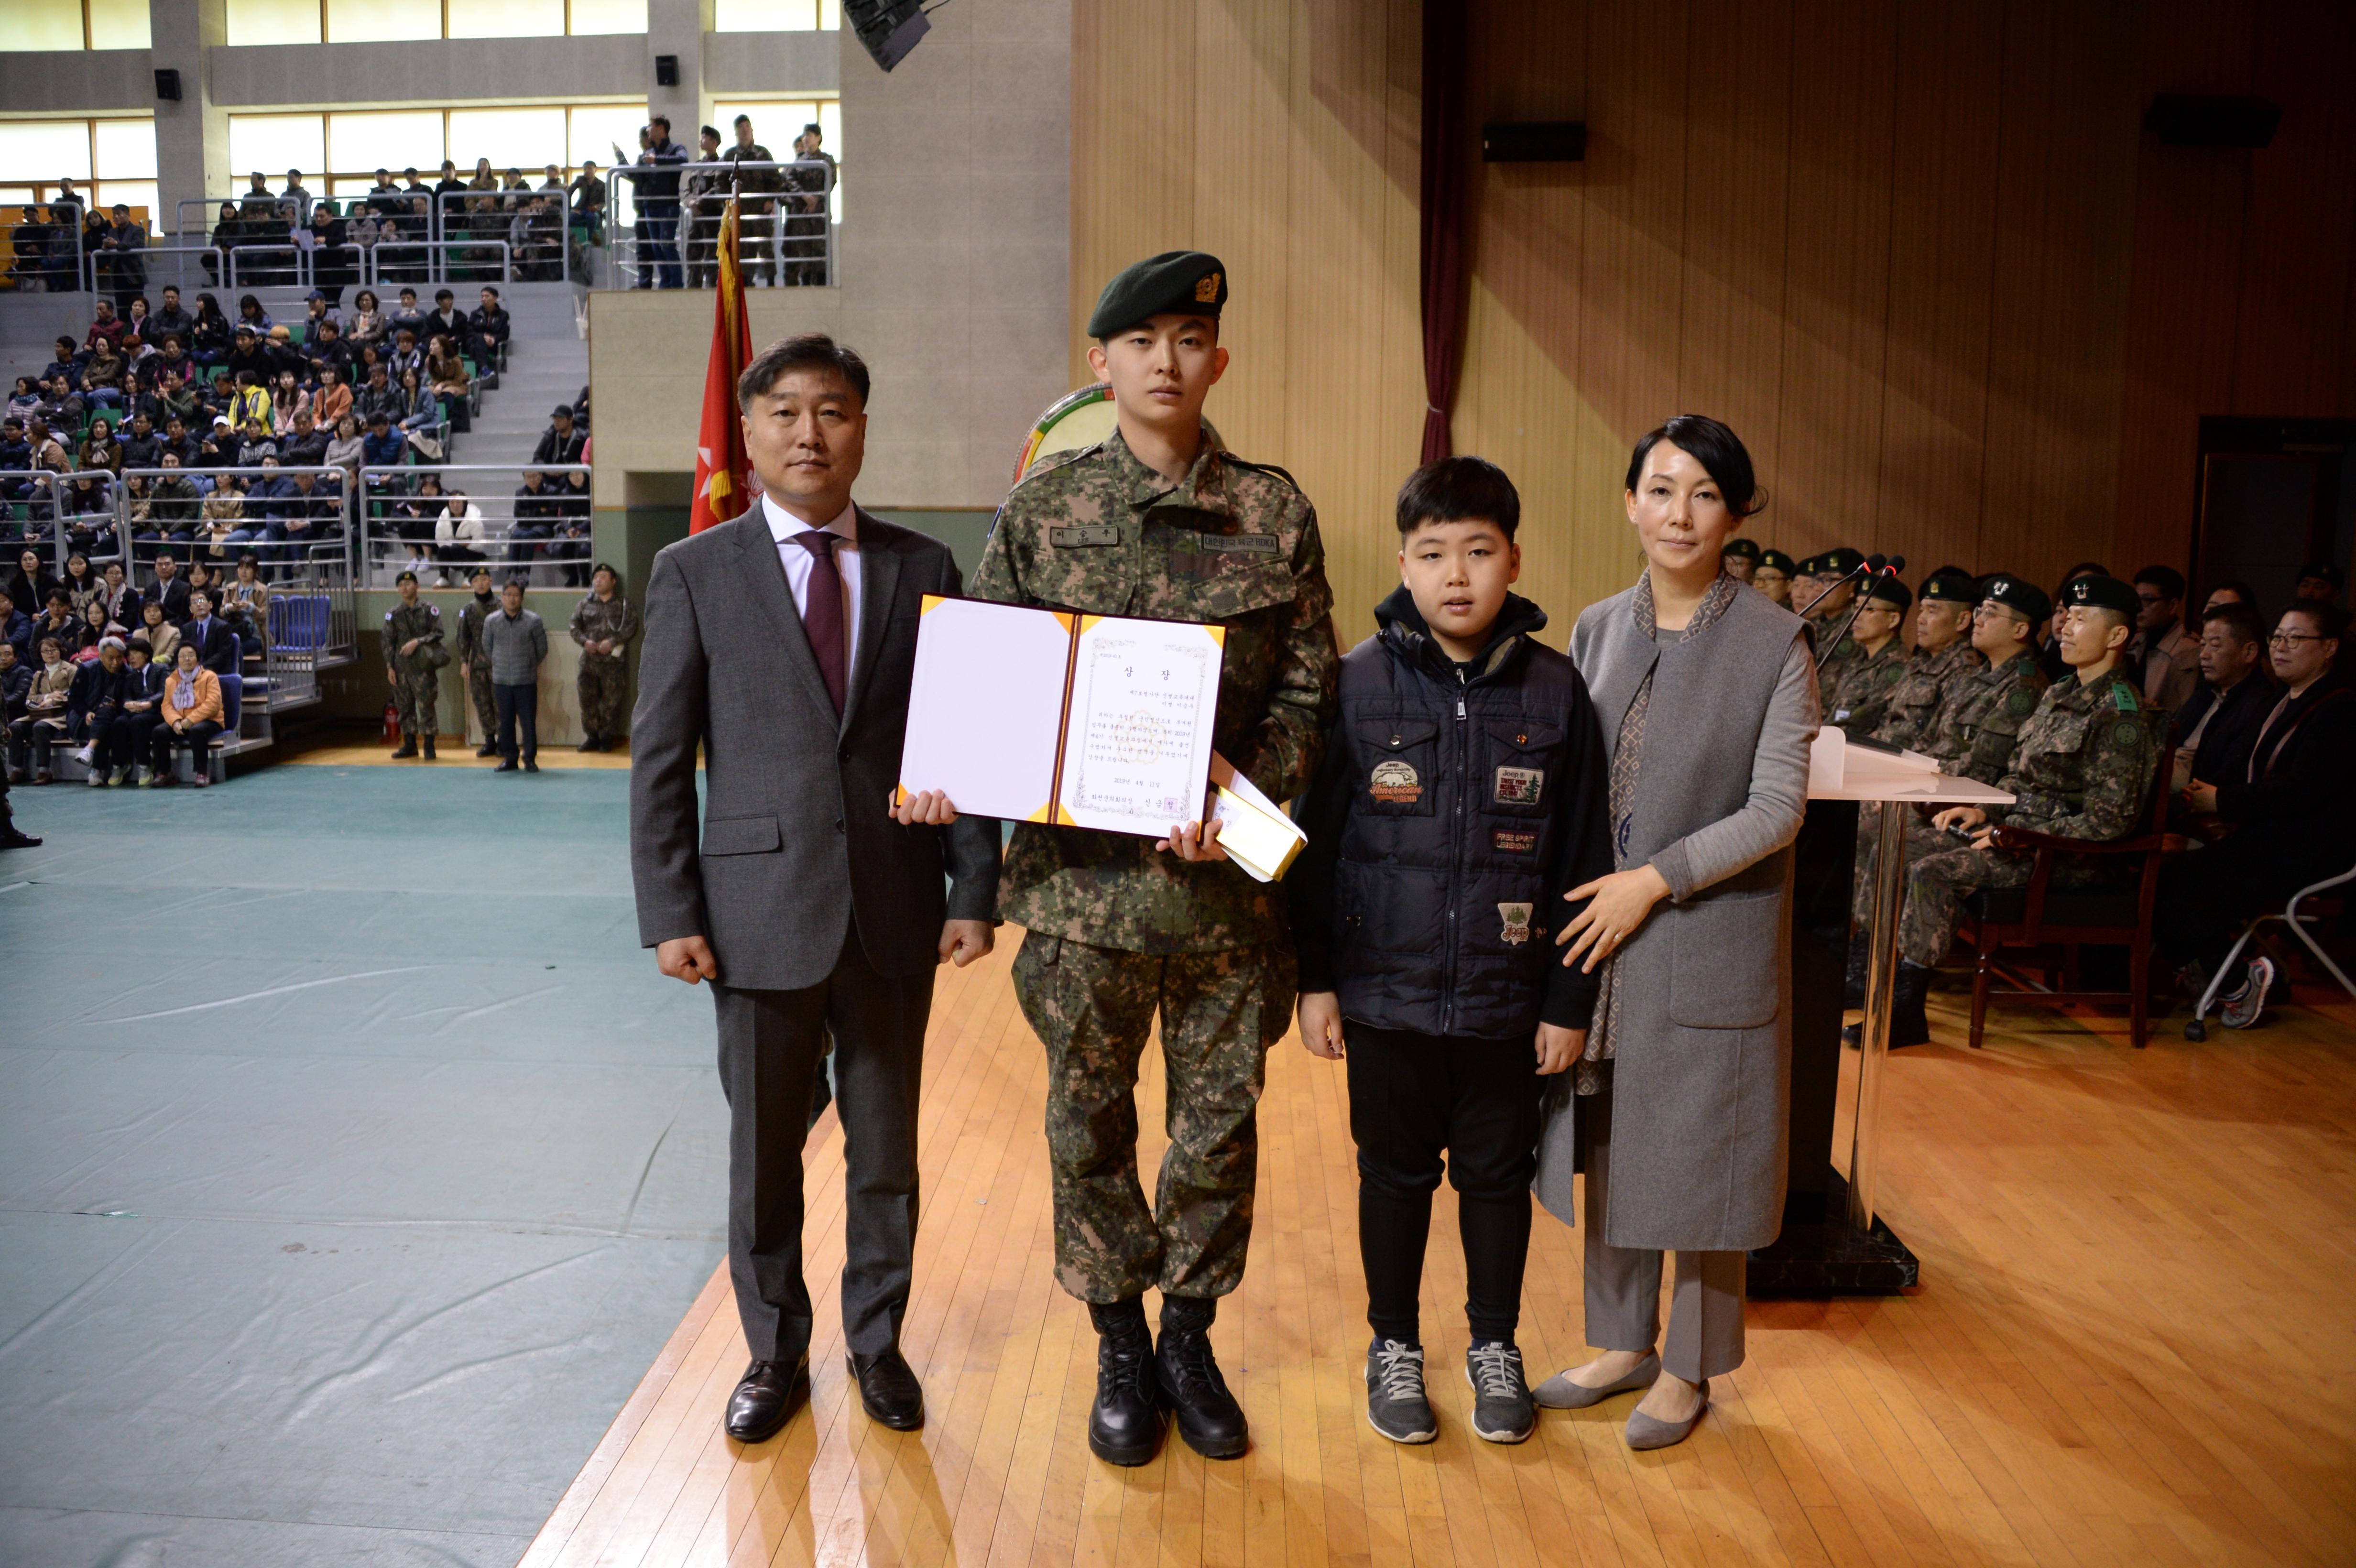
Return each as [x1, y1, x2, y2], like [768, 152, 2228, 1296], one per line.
[383, 701, 402, 745]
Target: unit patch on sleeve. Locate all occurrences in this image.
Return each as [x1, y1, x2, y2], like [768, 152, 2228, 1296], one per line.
[1497, 903, 1534, 945]
[1493, 828, 1538, 855]
[1494, 765, 1545, 806]
[1369, 758, 1422, 805]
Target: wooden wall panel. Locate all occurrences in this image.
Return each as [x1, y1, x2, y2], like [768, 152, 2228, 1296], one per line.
[1073, 0, 2356, 644]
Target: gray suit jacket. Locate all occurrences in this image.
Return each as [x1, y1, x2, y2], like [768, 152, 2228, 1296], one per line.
[629, 503, 1000, 991]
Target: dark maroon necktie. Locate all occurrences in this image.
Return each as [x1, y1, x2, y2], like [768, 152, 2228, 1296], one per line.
[794, 530, 846, 715]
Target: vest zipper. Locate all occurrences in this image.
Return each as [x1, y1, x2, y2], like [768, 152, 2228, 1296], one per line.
[1443, 664, 1467, 1034]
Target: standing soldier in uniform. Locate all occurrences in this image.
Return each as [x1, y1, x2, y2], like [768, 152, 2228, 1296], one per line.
[383, 568, 444, 759]
[457, 564, 501, 756]
[966, 252, 1338, 1467]
[569, 561, 639, 752]
[1823, 575, 1911, 735]
[720, 115, 781, 287]
[1843, 569, 1985, 1006]
[1879, 574, 2158, 1045]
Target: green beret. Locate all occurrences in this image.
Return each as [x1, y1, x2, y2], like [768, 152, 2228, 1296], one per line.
[1980, 573, 2050, 624]
[1864, 575, 1911, 610]
[1722, 538, 1761, 563]
[1818, 547, 1865, 577]
[1919, 570, 1978, 604]
[2062, 573, 2140, 618]
[1757, 548, 1797, 574]
[394, 569, 418, 585]
[1087, 250, 1228, 338]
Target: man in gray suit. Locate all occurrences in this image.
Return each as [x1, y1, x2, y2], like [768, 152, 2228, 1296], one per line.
[630, 333, 999, 1444]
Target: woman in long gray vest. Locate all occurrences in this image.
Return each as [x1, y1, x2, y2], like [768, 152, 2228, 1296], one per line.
[1531, 416, 1817, 1449]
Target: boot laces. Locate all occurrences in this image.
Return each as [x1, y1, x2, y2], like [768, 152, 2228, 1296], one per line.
[1468, 1342, 1523, 1400]
[1162, 1326, 1227, 1400]
[1371, 1340, 1425, 1401]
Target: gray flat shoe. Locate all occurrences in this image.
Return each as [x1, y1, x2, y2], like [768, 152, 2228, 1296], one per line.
[1532, 1352, 1660, 1410]
[1624, 1378, 1709, 1450]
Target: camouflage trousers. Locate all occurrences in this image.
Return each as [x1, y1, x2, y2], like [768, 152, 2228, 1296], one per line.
[1852, 804, 1957, 930]
[1012, 931, 1295, 1304]
[463, 662, 496, 743]
[578, 653, 628, 736]
[393, 666, 439, 738]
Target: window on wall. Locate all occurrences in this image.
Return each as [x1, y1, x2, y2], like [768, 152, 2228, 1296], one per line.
[224, 106, 654, 194]
[226, 0, 648, 44]
[711, 98, 842, 221]
[713, 0, 839, 30]
[0, 0, 153, 49]
[0, 115, 157, 218]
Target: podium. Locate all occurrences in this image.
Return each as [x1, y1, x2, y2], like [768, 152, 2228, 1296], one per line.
[1746, 729, 2012, 1296]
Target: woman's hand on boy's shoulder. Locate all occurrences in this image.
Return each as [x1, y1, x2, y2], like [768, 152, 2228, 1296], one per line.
[1296, 991, 1344, 1060]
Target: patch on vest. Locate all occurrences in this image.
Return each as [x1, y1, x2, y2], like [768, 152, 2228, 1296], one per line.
[1050, 524, 1119, 547]
[1493, 828, 1537, 855]
[1369, 758, 1421, 805]
[2006, 686, 2039, 717]
[1198, 532, 1279, 554]
[1494, 765, 1544, 806]
[1498, 903, 1534, 945]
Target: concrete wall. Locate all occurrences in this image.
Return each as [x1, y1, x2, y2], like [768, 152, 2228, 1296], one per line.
[0, 50, 156, 113]
[588, 0, 1072, 513]
[206, 35, 652, 109]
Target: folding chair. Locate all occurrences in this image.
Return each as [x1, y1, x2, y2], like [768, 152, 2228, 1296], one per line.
[2184, 853, 2356, 1041]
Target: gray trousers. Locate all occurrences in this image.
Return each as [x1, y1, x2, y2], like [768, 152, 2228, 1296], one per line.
[1581, 1078, 1747, 1382]
[712, 930, 933, 1365]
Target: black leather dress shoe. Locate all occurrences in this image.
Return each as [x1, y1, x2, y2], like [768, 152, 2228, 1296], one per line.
[725, 1356, 809, 1443]
[848, 1349, 925, 1431]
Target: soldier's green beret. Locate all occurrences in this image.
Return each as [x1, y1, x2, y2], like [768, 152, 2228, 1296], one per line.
[1087, 250, 1228, 338]
[1864, 575, 1911, 610]
[1722, 538, 1761, 563]
[1818, 547, 1865, 577]
[1980, 573, 2050, 624]
[1795, 552, 1822, 575]
[394, 569, 418, 585]
[1919, 571, 1977, 604]
[2061, 573, 2139, 618]
[1757, 548, 1798, 574]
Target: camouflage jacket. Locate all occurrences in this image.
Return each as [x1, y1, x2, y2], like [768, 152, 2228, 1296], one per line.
[969, 427, 1339, 953]
[568, 591, 639, 657]
[1874, 640, 1983, 752]
[382, 599, 443, 674]
[1824, 637, 1908, 735]
[1810, 616, 1854, 708]
[1989, 667, 2160, 841]
[456, 593, 498, 671]
[1924, 651, 2049, 784]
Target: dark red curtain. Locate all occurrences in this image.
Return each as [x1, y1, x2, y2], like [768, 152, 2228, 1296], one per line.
[1418, 0, 1469, 464]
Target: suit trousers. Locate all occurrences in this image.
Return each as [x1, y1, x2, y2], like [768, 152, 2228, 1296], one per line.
[493, 681, 536, 764]
[712, 930, 934, 1365]
[1580, 1072, 1747, 1382]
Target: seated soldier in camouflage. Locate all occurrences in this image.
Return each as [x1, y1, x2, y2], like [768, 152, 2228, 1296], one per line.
[1843, 569, 1987, 1007]
[1749, 546, 1797, 608]
[1824, 574, 1910, 735]
[1799, 547, 1865, 703]
[1880, 573, 2157, 1045]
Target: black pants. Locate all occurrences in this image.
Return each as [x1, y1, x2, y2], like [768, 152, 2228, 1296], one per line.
[492, 681, 536, 764]
[712, 932, 934, 1363]
[149, 719, 221, 774]
[2158, 821, 2348, 971]
[1344, 1022, 1542, 1346]
[98, 712, 157, 772]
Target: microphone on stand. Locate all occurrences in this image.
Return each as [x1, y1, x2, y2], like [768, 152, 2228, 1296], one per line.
[1830, 553, 1906, 657]
[1797, 551, 1885, 618]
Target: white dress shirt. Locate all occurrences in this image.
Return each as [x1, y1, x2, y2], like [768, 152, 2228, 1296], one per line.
[763, 492, 862, 680]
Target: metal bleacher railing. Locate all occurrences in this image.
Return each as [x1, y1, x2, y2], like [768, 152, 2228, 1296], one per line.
[355, 463, 594, 588]
[603, 159, 837, 290]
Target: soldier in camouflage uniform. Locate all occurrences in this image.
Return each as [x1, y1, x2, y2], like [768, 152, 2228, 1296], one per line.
[456, 566, 500, 755]
[1845, 570, 1987, 1001]
[1824, 574, 1911, 735]
[969, 251, 1337, 1467]
[568, 562, 639, 751]
[383, 569, 445, 759]
[1880, 573, 2159, 1044]
[1800, 546, 1866, 702]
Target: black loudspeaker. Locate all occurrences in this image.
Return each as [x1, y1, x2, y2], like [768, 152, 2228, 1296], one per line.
[843, 0, 929, 72]
[154, 68, 181, 102]
[1481, 121, 1586, 163]
[2146, 94, 2281, 148]
[654, 54, 679, 87]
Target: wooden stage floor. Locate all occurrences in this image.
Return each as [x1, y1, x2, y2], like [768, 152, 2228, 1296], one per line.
[520, 940, 2356, 1568]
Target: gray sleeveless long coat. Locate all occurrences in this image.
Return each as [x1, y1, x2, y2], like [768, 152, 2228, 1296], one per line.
[1536, 578, 1816, 1252]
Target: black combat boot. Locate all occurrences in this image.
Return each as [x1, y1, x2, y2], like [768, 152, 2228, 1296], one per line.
[1843, 934, 1871, 1011]
[1889, 960, 1933, 1047]
[1087, 1298, 1162, 1466]
[1157, 1295, 1248, 1459]
[390, 737, 418, 759]
[421, 734, 436, 760]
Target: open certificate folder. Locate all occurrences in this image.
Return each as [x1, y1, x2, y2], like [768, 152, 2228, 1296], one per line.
[897, 596, 1228, 838]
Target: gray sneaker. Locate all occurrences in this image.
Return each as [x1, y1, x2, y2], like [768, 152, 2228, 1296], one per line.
[2220, 957, 2275, 1030]
[1365, 1339, 1436, 1444]
[1465, 1341, 1535, 1444]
